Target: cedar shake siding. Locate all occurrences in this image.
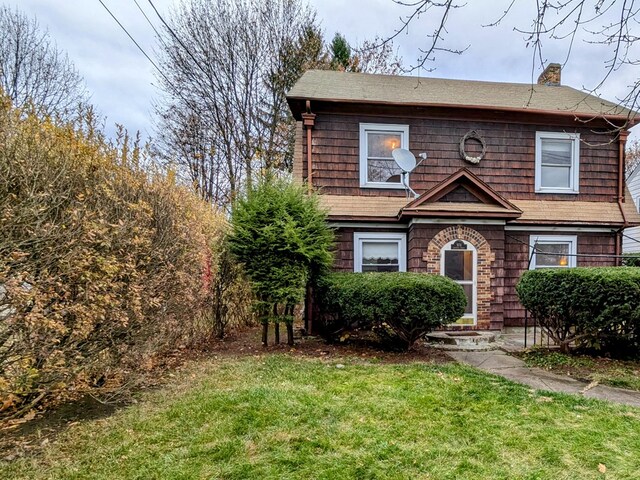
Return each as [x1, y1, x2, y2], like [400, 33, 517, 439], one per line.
[302, 114, 619, 203]
[290, 70, 639, 332]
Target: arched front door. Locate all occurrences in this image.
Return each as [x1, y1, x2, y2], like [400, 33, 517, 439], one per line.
[440, 239, 476, 325]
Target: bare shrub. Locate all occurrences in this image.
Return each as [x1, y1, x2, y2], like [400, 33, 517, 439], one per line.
[0, 95, 250, 419]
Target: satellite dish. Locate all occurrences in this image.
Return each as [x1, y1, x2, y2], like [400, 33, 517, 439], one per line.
[392, 148, 423, 199]
[392, 148, 417, 173]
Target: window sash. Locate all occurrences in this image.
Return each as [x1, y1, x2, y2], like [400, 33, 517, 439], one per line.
[535, 132, 579, 193]
[359, 124, 409, 188]
[530, 236, 577, 269]
[354, 233, 406, 273]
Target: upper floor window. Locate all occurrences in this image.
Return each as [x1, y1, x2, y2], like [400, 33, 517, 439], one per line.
[529, 235, 577, 269]
[535, 132, 580, 194]
[354, 232, 407, 272]
[359, 123, 409, 188]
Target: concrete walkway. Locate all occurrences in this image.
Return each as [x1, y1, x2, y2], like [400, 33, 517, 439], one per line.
[448, 350, 640, 408]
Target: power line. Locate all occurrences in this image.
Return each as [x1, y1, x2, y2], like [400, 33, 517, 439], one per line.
[146, 0, 215, 83]
[132, 0, 161, 38]
[97, 0, 165, 80]
[97, 0, 211, 125]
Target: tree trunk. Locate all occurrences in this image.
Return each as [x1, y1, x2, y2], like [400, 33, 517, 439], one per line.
[286, 304, 294, 346]
[273, 303, 279, 345]
[287, 322, 294, 346]
[262, 320, 268, 347]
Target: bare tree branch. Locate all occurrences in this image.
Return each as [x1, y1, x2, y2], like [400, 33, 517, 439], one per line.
[0, 6, 87, 118]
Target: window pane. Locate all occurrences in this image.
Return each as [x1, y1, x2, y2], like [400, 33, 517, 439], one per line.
[367, 132, 401, 158]
[444, 250, 473, 281]
[541, 138, 572, 165]
[541, 165, 571, 188]
[462, 283, 473, 315]
[535, 242, 570, 267]
[362, 241, 399, 272]
[368, 158, 402, 183]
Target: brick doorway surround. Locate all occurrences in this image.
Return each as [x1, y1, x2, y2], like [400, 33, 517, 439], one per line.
[423, 225, 496, 329]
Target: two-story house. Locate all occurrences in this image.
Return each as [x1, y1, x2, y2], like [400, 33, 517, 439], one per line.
[287, 65, 640, 331]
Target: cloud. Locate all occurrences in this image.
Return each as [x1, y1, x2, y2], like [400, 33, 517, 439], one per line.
[9, 0, 638, 141]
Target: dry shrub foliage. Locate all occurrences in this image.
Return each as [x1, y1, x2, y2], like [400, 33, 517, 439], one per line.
[0, 96, 250, 418]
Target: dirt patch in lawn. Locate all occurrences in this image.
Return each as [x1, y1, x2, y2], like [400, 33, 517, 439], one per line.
[514, 349, 640, 392]
[207, 327, 452, 365]
[1, 326, 449, 461]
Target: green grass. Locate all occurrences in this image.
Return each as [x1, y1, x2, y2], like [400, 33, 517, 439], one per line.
[521, 349, 640, 392]
[2, 355, 640, 479]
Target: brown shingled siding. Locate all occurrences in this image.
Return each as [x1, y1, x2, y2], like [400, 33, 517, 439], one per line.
[306, 114, 618, 202]
[503, 231, 617, 327]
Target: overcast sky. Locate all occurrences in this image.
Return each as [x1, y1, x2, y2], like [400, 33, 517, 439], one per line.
[10, 0, 639, 141]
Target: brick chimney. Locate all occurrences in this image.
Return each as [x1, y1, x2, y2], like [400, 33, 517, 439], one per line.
[537, 63, 561, 86]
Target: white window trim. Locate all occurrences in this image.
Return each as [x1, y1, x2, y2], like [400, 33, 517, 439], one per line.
[359, 123, 409, 189]
[353, 232, 407, 273]
[529, 235, 578, 269]
[440, 240, 477, 325]
[534, 131, 580, 194]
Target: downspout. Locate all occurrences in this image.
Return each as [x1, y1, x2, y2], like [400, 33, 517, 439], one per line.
[616, 131, 629, 265]
[301, 101, 317, 333]
[301, 100, 316, 193]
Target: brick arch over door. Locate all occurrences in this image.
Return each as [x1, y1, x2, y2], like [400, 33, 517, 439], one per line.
[423, 225, 496, 329]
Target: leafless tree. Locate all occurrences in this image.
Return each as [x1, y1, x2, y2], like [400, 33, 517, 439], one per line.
[154, 0, 319, 207]
[0, 6, 87, 117]
[351, 37, 404, 75]
[385, 0, 639, 116]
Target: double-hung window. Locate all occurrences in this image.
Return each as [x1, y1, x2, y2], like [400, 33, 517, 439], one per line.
[359, 123, 409, 188]
[354, 232, 406, 272]
[535, 132, 580, 194]
[529, 235, 577, 269]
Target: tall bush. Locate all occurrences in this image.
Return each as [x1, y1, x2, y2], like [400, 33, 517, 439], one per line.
[516, 267, 640, 353]
[0, 95, 244, 419]
[228, 176, 334, 346]
[315, 272, 467, 350]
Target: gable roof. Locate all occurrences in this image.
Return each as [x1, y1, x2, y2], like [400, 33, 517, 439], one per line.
[288, 70, 636, 121]
[400, 169, 522, 220]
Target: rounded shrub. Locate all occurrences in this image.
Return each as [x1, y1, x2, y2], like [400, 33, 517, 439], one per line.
[315, 272, 467, 349]
[516, 267, 640, 354]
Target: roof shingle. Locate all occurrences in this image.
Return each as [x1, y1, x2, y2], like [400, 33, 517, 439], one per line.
[288, 70, 636, 120]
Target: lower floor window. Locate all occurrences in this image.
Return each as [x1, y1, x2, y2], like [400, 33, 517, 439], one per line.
[529, 235, 577, 269]
[354, 232, 406, 273]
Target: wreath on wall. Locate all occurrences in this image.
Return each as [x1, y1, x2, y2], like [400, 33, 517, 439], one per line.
[459, 130, 487, 164]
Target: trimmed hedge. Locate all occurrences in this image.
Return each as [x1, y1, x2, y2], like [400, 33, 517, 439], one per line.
[315, 272, 467, 349]
[516, 267, 640, 354]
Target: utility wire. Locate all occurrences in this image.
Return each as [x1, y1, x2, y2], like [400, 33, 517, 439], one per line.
[132, 0, 162, 38]
[97, 0, 165, 81]
[146, 0, 215, 84]
[97, 0, 213, 128]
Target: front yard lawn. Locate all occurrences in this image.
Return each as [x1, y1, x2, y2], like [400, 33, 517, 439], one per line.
[2, 354, 640, 480]
[519, 349, 640, 392]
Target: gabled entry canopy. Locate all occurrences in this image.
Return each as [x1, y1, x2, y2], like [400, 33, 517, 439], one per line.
[400, 168, 523, 220]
